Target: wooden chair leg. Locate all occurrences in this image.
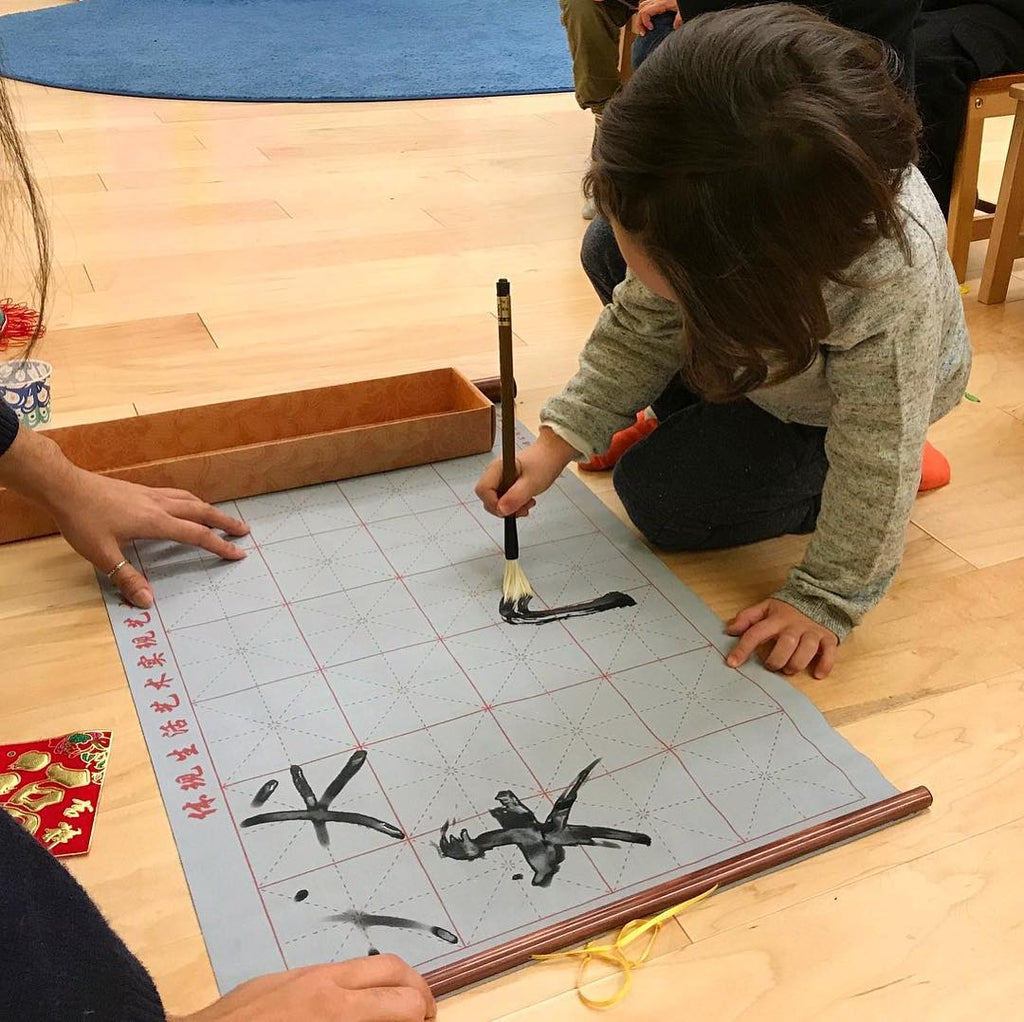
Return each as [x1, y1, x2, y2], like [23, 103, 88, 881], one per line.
[979, 101, 1024, 304]
[948, 110, 986, 283]
[619, 18, 636, 85]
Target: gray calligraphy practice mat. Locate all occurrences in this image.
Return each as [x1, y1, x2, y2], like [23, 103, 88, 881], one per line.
[101, 422, 897, 993]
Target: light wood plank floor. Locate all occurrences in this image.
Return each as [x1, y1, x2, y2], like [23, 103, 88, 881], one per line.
[1, 12, 1023, 1017]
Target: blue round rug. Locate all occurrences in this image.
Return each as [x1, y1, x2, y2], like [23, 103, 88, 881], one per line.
[0, 0, 575, 102]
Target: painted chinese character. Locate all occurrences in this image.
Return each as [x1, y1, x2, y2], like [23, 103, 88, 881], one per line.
[144, 673, 173, 691]
[137, 653, 166, 669]
[159, 719, 189, 738]
[182, 794, 216, 820]
[436, 759, 651, 887]
[124, 611, 152, 628]
[151, 693, 181, 714]
[132, 630, 158, 649]
[63, 798, 95, 819]
[176, 765, 206, 791]
[167, 744, 199, 763]
[240, 752, 404, 849]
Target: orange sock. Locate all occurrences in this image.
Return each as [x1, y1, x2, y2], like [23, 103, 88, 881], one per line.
[919, 440, 950, 492]
[580, 411, 658, 472]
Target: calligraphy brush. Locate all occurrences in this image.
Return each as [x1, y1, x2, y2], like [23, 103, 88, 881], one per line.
[496, 278, 533, 615]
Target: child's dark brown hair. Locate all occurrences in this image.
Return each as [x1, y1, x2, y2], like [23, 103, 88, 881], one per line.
[585, 4, 920, 401]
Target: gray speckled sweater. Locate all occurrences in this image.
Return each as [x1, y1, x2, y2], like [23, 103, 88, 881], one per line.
[542, 167, 971, 639]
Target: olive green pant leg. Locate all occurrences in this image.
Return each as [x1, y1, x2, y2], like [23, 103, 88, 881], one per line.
[558, 0, 632, 114]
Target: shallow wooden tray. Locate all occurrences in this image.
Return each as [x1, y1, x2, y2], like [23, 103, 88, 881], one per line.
[0, 368, 495, 545]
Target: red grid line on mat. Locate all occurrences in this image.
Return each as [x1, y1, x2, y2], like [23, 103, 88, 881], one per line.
[236, 482, 468, 950]
[127, 450, 871, 976]
[407, 792, 866, 974]
[553, 479, 867, 803]
[217, 701, 792, 866]
[214, 670, 789, 796]
[330, 477, 619, 898]
[135, 539, 289, 972]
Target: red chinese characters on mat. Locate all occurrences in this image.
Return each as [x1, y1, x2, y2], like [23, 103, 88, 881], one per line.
[119, 618, 218, 824]
[151, 694, 182, 713]
[0, 731, 112, 858]
[160, 719, 190, 738]
[132, 630, 159, 650]
[183, 794, 217, 820]
[176, 766, 206, 791]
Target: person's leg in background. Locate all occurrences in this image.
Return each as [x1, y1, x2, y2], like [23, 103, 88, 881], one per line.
[915, 4, 1024, 215]
[632, 10, 677, 67]
[612, 397, 829, 551]
[913, 11, 974, 216]
[580, 215, 627, 304]
[580, 11, 676, 294]
[559, 0, 635, 218]
[559, 0, 634, 114]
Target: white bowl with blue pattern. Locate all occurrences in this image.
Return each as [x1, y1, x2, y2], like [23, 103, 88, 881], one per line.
[0, 359, 52, 429]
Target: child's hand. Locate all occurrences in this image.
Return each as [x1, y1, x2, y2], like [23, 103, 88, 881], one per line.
[725, 598, 839, 679]
[475, 427, 579, 517]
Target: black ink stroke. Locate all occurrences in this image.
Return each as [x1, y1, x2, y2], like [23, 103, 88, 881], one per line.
[499, 591, 637, 626]
[251, 778, 279, 807]
[329, 909, 458, 946]
[240, 751, 404, 847]
[437, 759, 650, 887]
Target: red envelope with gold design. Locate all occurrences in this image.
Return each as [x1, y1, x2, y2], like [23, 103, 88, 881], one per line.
[0, 730, 112, 857]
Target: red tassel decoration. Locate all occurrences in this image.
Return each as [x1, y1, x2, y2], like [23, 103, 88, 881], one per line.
[0, 299, 45, 351]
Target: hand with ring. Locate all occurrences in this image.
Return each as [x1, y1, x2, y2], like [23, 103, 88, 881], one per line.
[0, 423, 249, 608]
[61, 473, 249, 608]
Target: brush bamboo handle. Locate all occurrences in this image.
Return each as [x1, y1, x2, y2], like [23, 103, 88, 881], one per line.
[471, 376, 515, 404]
[496, 279, 516, 495]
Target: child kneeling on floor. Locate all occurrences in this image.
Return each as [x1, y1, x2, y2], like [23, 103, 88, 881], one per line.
[476, 5, 971, 680]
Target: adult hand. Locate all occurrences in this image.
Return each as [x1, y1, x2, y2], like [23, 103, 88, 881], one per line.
[637, 0, 679, 34]
[725, 598, 839, 679]
[475, 426, 578, 518]
[0, 424, 250, 608]
[174, 955, 436, 1022]
[52, 469, 249, 607]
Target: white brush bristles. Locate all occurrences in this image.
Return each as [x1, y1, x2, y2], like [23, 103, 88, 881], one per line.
[502, 559, 533, 603]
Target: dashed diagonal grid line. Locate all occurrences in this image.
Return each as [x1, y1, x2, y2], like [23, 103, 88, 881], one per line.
[127, 444, 881, 974]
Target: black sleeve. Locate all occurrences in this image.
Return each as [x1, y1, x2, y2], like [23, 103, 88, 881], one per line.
[0, 809, 166, 1022]
[675, 1, 920, 89]
[0, 398, 18, 459]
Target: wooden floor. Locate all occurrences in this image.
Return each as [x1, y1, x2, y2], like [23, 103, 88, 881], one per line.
[1, 13, 1023, 1017]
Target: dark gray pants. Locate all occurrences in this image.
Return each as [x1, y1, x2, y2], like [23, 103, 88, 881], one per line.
[613, 377, 828, 551]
